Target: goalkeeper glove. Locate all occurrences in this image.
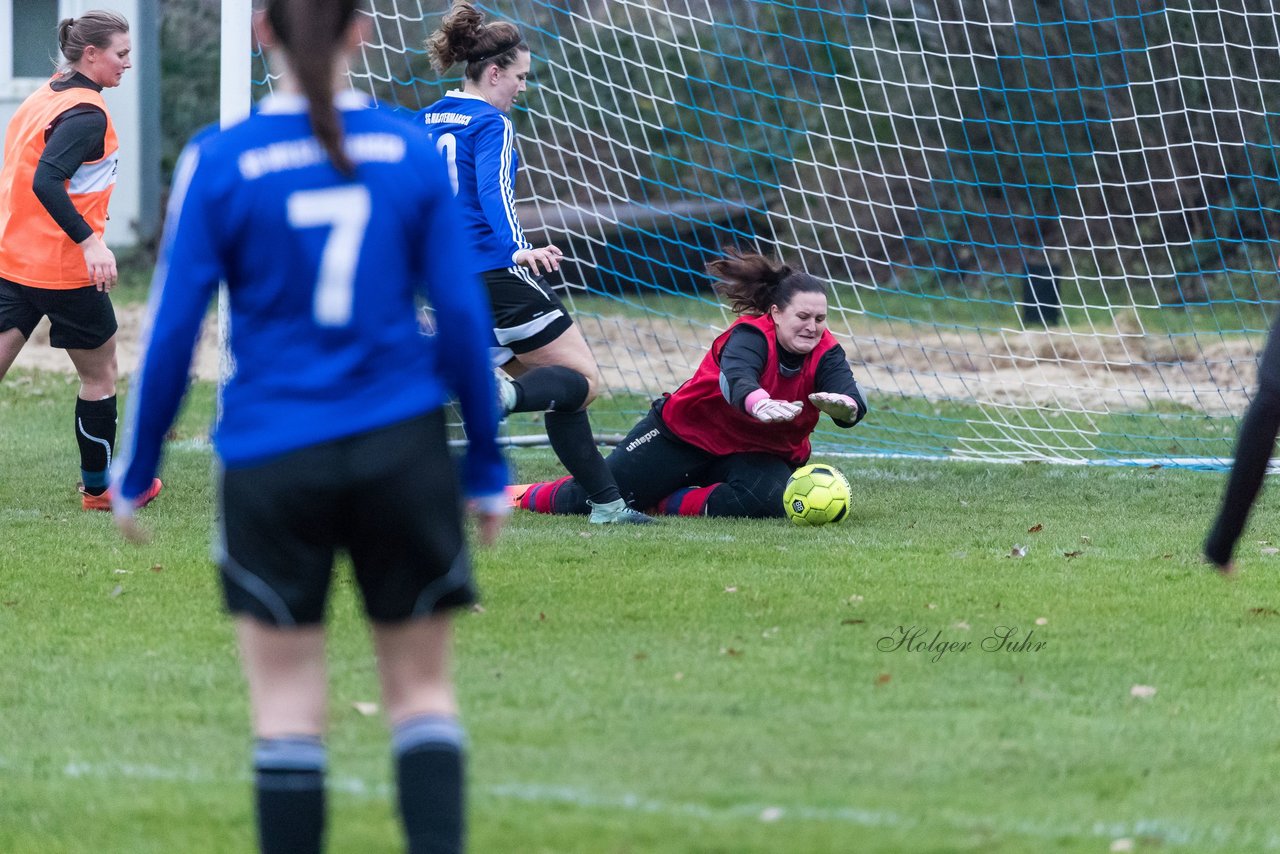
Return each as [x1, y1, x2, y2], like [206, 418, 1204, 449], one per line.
[750, 398, 803, 423]
[808, 392, 859, 422]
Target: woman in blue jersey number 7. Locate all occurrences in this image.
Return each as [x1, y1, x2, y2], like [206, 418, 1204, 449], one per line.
[417, 0, 652, 525]
[111, 1, 507, 851]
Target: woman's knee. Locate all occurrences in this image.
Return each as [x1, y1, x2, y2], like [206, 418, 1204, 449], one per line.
[68, 341, 118, 397]
[581, 371, 602, 406]
[519, 328, 602, 407]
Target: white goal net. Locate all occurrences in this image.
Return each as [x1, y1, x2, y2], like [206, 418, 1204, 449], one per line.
[254, 0, 1280, 466]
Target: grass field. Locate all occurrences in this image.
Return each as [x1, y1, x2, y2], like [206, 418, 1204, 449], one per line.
[4, 368, 1280, 853]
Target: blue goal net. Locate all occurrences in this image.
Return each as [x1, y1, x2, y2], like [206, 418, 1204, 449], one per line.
[257, 1, 1280, 467]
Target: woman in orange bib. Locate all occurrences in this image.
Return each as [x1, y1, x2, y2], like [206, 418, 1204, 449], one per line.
[0, 11, 160, 511]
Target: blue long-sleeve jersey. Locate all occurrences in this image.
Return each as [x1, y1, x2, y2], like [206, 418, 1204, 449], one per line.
[112, 92, 506, 503]
[414, 91, 532, 273]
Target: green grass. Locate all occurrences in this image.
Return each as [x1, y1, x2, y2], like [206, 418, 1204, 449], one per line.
[4, 369, 1280, 852]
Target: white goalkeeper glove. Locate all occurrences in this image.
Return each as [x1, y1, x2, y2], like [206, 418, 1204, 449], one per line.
[750, 398, 803, 423]
[808, 392, 859, 422]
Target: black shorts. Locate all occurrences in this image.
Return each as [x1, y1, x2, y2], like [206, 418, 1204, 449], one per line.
[216, 411, 477, 627]
[0, 277, 117, 349]
[483, 266, 574, 359]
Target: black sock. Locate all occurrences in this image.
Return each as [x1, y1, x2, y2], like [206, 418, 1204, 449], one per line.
[394, 715, 465, 854]
[510, 365, 589, 413]
[254, 736, 326, 854]
[544, 410, 621, 504]
[75, 395, 117, 494]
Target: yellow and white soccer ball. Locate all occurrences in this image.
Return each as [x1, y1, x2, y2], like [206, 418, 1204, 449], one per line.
[782, 463, 851, 526]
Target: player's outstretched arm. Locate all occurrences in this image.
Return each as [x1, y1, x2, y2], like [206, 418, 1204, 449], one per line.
[111, 141, 222, 538]
[809, 391, 859, 422]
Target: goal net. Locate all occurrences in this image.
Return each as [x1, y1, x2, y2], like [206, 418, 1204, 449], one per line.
[255, 0, 1280, 466]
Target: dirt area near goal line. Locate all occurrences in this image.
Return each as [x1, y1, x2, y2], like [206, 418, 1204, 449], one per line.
[11, 304, 223, 381]
[580, 312, 1261, 417]
[13, 304, 1260, 417]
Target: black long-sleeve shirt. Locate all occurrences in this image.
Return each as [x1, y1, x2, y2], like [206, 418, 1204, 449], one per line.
[31, 72, 107, 244]
[717, 324, 867, 427]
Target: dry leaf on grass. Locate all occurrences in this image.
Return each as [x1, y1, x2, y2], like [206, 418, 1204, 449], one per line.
[1027, 523, 1043, 533]
[875, 673, 892, 686]
[1063, 550, 1083, 559]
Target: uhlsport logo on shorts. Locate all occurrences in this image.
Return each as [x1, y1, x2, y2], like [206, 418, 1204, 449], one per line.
[624, 428, 660, 453]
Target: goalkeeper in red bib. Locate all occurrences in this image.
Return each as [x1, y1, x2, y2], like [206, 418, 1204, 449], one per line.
[514, 249, 867, 519]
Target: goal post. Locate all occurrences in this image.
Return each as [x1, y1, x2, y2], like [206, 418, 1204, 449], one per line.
[243, 0, 1279, 468]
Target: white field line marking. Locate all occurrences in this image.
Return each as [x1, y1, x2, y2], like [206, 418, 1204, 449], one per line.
[1, 756, 1276, 850]
[167, 439, 1250, 473]
[820, 451, 1253, 470]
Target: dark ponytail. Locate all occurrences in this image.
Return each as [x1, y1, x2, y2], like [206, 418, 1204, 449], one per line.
[56, 10, 129, 74]
[427, 0, 526, 81]
[267, 0, 360, 176]
[708, 248, 827, 316]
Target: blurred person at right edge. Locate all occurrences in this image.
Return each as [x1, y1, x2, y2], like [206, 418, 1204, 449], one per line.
[1205, 320, 1280, 574]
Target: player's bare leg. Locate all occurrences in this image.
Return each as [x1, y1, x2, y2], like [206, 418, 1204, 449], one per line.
[236, 618, 329, 854]
[0, 327, 26, 381]
[64, 334, 118, 400]
[373, 614, 466, 852]
[66, 336, 155, 509]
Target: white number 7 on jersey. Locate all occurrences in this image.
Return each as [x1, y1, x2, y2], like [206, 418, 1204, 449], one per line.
[286, 185, 371, 327]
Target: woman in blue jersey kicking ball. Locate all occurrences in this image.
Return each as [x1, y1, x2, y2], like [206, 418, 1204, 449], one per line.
[515, 249, 868, 519]
[111, 0, 507, 851]
[417, 0, 652, 525]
